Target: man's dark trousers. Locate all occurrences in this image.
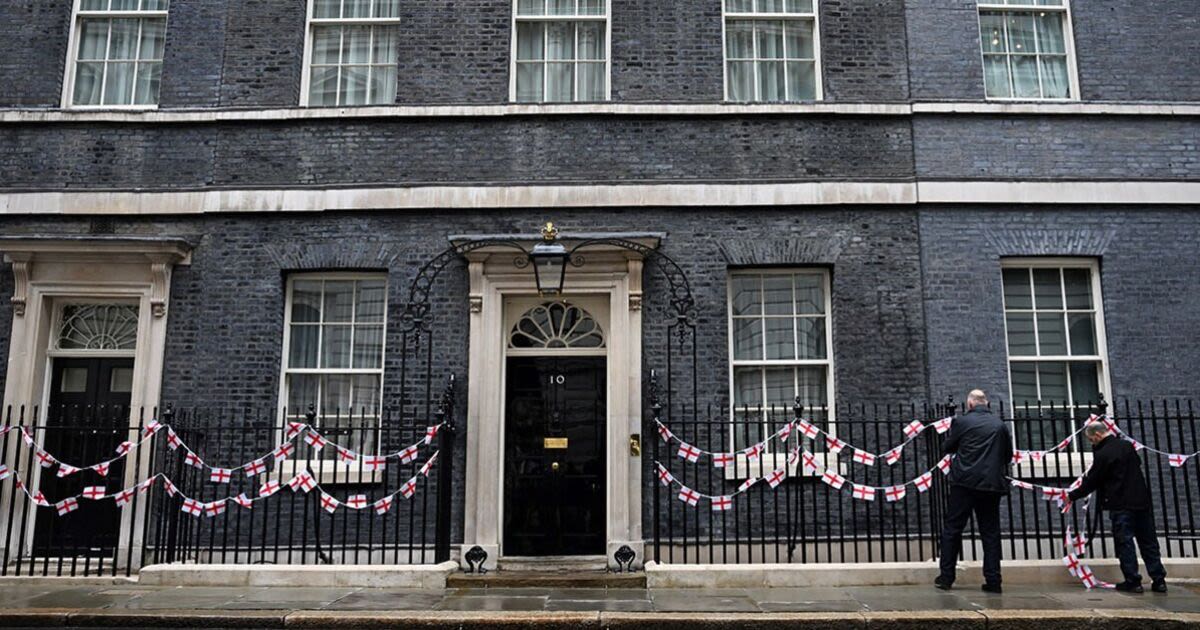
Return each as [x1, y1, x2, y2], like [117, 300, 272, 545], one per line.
[1110, 509, 1166, 584]
[939, 485, 1003, 586]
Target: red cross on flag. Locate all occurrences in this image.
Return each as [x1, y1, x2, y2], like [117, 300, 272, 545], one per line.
[824, 436, 845, 454]
[233, 493, 254, 509]
[21, 427, 35, 446]
[797, 420, 820, 440]
[244, 458, 267, 477]
[1101, 416, 1118, 435]
[204, 500, 227, 518]
[1169, 453, 1190, 468]
[210, 468, 233, 484]
[115, 441, 134, 456]
[1029, 450, 1045, 462]
[677, 442, 702, 463]
[852, 449, 876, 467]
[362, 455, 386, 471]
[138, 476, 156, 494]
[166, 429, 181, 450]
[259, 480, 281, 498]
[425, 425, 440, 445]
[57, 463, 80, 478]
[779, 422, 794, 442]
[82, 486, 106, 500]
[374, 496, 394, 514]
[1011, 479, 1034, 491]
[346, 494, 368, 510]
[32, 490, 49, 507]
[399, 444, 420, 464]
[1071, 533, 1088, 555]
[712, 452, 734, 468]
[1068, 476, 1084, 492]
[0, 464, 9, 481]
[1055, 437, 1072, 452]
[766, 467, 787, 488]
[285, 422, 306, 440]
[1042, 487, 1065, 501]
[884, 485, 907, 502]
[304, 431, 328, 451]
[143, 420, 162, 438]
[1012, 451, 1026, 465]
[400, 476, 418, 499]
[820, 470, 845, 490]
[914, 472, 934, 493]
[288, 472, 316, 493]
[420, 452, 438, 477]
[184, 451, 204, 469]
[903, 420, 925, 438]
[181, 498, 203, 516]
[1079, 566, 1097, 589]
[114, 488, 136, 507]
[1130, 439, 1145, 452]
[56, 497, 79, 516]
[657, 421, 673, 443]
[710, 495, 733, 511]
[1062, 554, 1081, 577]
[936, 454, 953, 475]
[741, 443, 764, 462]
[337, 446, 358, 464]
[851, 484, 876, 502]
[787, 447, 800, 466]
[164, 479, 178, 496]
[933, 417, 953, 434]
[656, 464, 673, 486]
[801, 451, 818, 474]
[92, 462, 110, 477]
[320, 492, 340, 514]
[272, 443, 295, 463]
[884, 446, 903, 466]
[677, 485, 700, 506]
[737, 477, 759, 493]
[36, 451, 56, 468]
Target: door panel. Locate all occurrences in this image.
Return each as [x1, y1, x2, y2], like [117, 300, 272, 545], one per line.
[504, 356, 606, 556]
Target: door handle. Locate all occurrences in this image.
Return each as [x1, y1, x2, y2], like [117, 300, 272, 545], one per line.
[551, 461, 560, 472]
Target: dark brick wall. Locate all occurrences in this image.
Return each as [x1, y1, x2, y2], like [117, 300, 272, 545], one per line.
[0, 1, 71, 108]
[914, 116, 1200, 180]
[904, 0, 984, 102]
[1072, 0, 1200, 103]
[819, 0, 911, 102]
[610, 0, 724, 102]
[158, 0, 228, 108]
[394, 1, 511, 104]
[217, 0, 307, 108]
[0, 268, 10, 400]
[0, 116, 914, 191]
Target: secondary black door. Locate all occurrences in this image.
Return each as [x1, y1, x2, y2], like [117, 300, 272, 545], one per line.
[34, 358, 134, 555]
[504, 356, 606, 556]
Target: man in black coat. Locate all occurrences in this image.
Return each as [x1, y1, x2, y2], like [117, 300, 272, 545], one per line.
[1067, 421, 1167, 593]
[935, 389, 1013, 593]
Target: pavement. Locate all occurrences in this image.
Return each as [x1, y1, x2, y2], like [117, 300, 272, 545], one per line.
[0, 581, 1198, 628]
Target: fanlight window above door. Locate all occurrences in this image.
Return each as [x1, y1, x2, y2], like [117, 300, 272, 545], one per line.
[510, 301, 605, 349]
[55, 304, 139, 351]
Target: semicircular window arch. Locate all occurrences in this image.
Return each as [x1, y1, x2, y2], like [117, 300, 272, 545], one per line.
[509, 301, 606, 350]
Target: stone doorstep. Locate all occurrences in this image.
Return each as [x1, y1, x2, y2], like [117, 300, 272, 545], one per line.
[645, 558, 1200, 589]
[137, 561, 460, 588]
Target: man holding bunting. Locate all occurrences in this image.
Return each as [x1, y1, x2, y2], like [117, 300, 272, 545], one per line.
[935, 389, 1013, 593]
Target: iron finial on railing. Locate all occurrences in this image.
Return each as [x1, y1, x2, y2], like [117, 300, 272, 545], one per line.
[161, 403, 174, 424]
[1097, 393, 1109, 416]
[648, 369, 662, 417]
[793, 396, 803, 420]
[305, 404, 317, 424]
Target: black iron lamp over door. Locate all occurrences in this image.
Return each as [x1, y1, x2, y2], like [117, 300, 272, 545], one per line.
[529, 222, 569, 297]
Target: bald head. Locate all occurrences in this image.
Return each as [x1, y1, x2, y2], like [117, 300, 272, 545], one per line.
[967, 389, 989, 410]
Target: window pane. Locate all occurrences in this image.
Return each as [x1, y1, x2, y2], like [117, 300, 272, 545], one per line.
[292, 280, 323, 322]
[756, 21, 785, 58]
[1002, 268, 1032, 309]
[345, 0, 371, 18]
[732, 317, 763, 361]
[369, 65, 396, 103]
[577, 21, 604, 60]
[308, 66, 339, 106]
[758, 60, 785, 101]
[516, 22, 544, 60]
[111, 0, 138, 10]
[764, 367, 794, 408]
[353, 325, 384, 369]
[726, 21, 753, 58]
[321, 324, 352, 369]
[289, 325, 319, 369]
[547, 21, 574, 60]
[1010, 362, 1038, 409]
[546, 62, 573, 101]
[797, 317, 826, 360]
[372, 25, 399, 64]
[338, 65, 368, 104]
[79, 19, 109, 60]
[758, 0, 784, 12]
[796, 366, 826, 408]
[1037, 361, 1069, 406]
[133, 62, 161, 105]
[1006, 313, 1036, 356]
[577, 62, 604, 100]
[516, 63, 544, 102]
[1011, 56, 1040, 97]
[794, 274, 823, 314]
[343, 25, 371, 64]
[786, 0, 813, 12]
[108, 19, 140, 60]
[73, 62, 104, 105]
[1035, 12, 1065, 53]
[139, 19, 166, 59]
[287, 374, 318, 414]
[733, 367, 763, 408]
[322, 374, 352, 413]
[312, 27, 341, 65]
[727, 61, 754, 100]
[983, 55, 1011, 98]
[1006, 12, 1037, 54]
[1040, 56, 1069, 98]
[764, 317, 795, 360]
[355, 280, 387, 322]
[548, 0, 574, 15]
[786, 60, 815, 100]
[1067, 313, 1096, 355]
[1062, 268, 1092, 309]
[103, 62, 135, 104]
[979, 13, 1007, 53]
[313, 0, 339, 18]
[82, 0, 108, 9]
[323, 281, 355, 322]
[375, 0, 400, 18]
[730, 275, 761, 316]
[762, 275, 792, 315]
[1032, 268, 1062, 309]
[784, 20, 813, 58]
[1069, 362, 1100, 407]
[1037, 313, 1067, 355]
[580, 0, 604, 15]
[351, 374, 381, 414]
[726, 0, 753, 12]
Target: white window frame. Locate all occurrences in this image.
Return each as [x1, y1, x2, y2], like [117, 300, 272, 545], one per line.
[721, 0, 824, 103]
[299, 0, 403, 107]
[725, 268, 835, 478]
[61, 0, 169, 110]
[975, 0, 1080, 102]
[276, 272, 388, 480]
[508, 0, 612, 103]
[1001, 258, 1110, 473]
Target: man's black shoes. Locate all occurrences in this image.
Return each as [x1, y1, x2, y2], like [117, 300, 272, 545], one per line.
[1152, 580, 1168, 593]
[981, 583, 1003, 594]
[934, 577, 953, 591]
[1115, 581, 1144, 593]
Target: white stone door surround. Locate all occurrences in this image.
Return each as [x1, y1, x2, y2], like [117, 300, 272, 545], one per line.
[457, 233, 659, 571]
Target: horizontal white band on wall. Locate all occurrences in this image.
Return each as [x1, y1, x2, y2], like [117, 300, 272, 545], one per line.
[0, 181, 1197, 215]
[2, 101, 1198, 124]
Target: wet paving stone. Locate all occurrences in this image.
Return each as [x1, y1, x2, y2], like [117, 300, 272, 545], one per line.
[436, 595, 549, 611]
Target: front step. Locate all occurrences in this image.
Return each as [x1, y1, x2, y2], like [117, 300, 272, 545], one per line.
[448, 570, 646, 589]
[498, 556, 607, 572]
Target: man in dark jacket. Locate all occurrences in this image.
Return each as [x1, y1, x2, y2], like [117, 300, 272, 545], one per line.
[1067, 422, 1167, 593]
[935, 389, 1013, 593]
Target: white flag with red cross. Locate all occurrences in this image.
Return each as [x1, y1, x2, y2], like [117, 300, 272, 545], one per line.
[903, 420, 925, 438]
[138, 476, 156, 495]
[936, 454, 953, 475]
[374, 496, 394, 515]
[345, 494, 368, 510]
[21, 427, 35, 447]
[884, 485, 907, 502]
[1011, 479, 1034, 491]
[258, 480, 281, 498]
[244, 458, 267, 477]
[1068, 476, 1084, 493]
[712, 452, 734, 468]
[1012, 450, 1026, 465]
[824, 436, 846, 454]
[1101, 416, 1119, 435]
[1071, 532, 1088, 556]
[114, 488, 136, 507]
[710, 495, 733, 512]
[1054, 437, 1072, 452]
[914, 471, 934, 493]
[420, 452, 438, 477]
[142, 420, 162, 438]
[852, 449, 876, 467]
[737, 477, 759, 493]
[425, 425, 440, 445]
[184, 451, 204, 469]
[1129, 438, 1145, 452]
[399, 444, 420, 464]
[933, 417, 953, 434]
[82, 486, 106, 500]
[204, 500, 227, 518]
[1079, 566, 1097, 589]
[163, 478, 178, 497]
[1043, 487, 1067, 502]
[92, 462, 110, 477]
[820, 470, 846, 490]
[0, 464, 9, 481]
[400, 476, 418, 499]
[1169, 453, 1190, 468]
[851, 484, 876, 502]
[166, 428, 181, 450]
[677, 442, 702, 463]
[677, 485, 700, 507]
[797, 420, 820, 440]
[741, 442, 765, 462]
[778, 422, 794, 443]
[115, 441, 134, 457]
[884, 446, 903, 466]
[1029, 450, 1045, 462]
[801, 450, 818, 474]
[363, 455, 386, 471]
[657, 421, 673, 443]
[304, 431, 328, 451]
[656, 464, 673, 486]
[285, 422, 306, 440]
[32, 490, 50, 507]
[320, 492, 340, 514]
[272, 442, 295, 463]
[181, 498, 203, 517]
[56, 463, 80, 478]
[56, 497, 79, 516]
[36, 451, 56, 468]
[337, 446, 358, 464]
[210, 468, 233, 484]
[233, 493, 254, 509]
[787, 447, 800, 467]
[766, 466, 787, 488]
[1062, 554, 1081, 577]
[288, 472, 316, 493]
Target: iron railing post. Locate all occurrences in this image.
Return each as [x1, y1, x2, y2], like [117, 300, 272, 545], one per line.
[434, 375, 456, 563]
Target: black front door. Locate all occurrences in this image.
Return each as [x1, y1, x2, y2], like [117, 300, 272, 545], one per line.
[34, 358, 134, 555]
[504, 356, 606, 556]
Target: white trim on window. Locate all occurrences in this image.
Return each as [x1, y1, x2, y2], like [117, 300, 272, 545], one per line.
[299, 0, 403, 107]
[509, 0, 612, 103]
[975, 0, 1080, 102]
[61, 0, 169, 110]
[721, 0, 823, 102]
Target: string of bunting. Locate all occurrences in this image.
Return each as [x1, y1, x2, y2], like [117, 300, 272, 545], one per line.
[0, 449, 440, 518]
